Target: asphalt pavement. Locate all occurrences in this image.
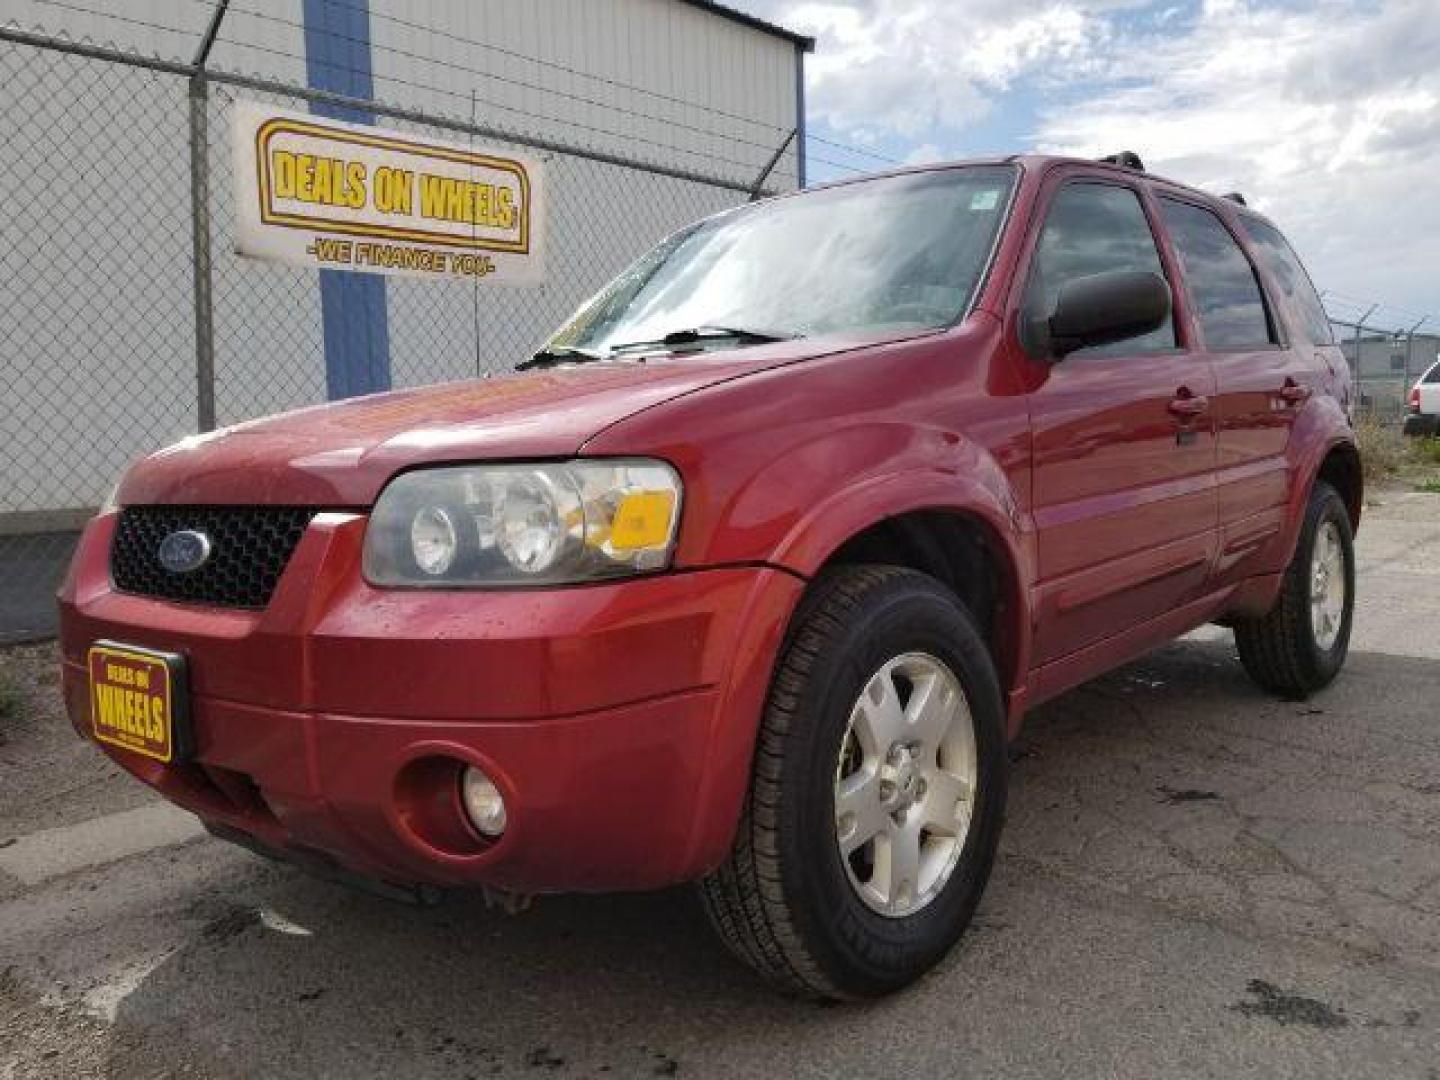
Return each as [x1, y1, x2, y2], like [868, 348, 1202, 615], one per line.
[2, 492, 1438, 1079]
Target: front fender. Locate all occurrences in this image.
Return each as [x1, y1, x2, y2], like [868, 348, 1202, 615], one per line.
[674, 416, 1031, 575]
[765, 441, 1029, 581]
[721, 420, 1031, 677]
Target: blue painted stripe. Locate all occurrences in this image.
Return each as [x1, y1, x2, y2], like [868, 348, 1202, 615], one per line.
[301, 0, 390, 400]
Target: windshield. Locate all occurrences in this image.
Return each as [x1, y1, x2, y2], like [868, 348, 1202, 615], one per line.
[544, 165, 1018, 355]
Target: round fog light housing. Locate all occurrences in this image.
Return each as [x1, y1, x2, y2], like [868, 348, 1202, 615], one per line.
[460, 766, 508, 838]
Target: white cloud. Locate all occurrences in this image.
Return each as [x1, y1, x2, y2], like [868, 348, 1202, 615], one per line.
[1032, 0, 1440, 318]
[902, 142, 945, 164]
[783, 1, 1108, 140]
[747, 0, 1438, 318]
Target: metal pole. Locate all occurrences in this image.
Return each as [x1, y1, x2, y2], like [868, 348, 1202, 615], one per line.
[1405, 331, 1413, 396]
[749, 128, 797, 201]
[1352, 320, 1364, 412]
[794, 45, 807, 189]
[1405, 317, 1427, 406]
[187, 1, 230, 433]
[188, 84, 216, 433]
[1353, 304, 1378, 414]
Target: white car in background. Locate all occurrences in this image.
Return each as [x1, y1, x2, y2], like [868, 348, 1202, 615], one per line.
[1405, 359, 1440, 437]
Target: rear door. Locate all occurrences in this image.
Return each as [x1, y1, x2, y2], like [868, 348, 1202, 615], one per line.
[1022, 175, 1219, 664]
[1240, 215, 1351, 420]
[1156, 197, 1303, 585]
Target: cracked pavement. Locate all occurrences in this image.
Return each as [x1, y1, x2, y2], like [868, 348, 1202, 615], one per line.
[1, 491, 1438, 1078]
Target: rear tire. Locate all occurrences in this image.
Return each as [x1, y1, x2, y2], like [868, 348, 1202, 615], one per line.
[1233, 480, 1355, 697]
[698, 565, 1008, 1000]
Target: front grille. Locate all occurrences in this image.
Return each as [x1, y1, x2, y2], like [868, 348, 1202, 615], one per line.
[111, 506, 316, 609]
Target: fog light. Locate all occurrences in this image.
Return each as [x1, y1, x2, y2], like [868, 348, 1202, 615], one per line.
[460, 766, 507, 838]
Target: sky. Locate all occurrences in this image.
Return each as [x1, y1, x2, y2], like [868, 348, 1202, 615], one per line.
[740, 0, 1438, 330]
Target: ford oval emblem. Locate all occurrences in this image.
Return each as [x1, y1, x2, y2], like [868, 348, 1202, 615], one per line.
[157, 529, 213, 574]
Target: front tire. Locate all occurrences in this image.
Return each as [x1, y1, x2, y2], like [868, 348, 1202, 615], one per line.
[698, 565, 1008, 1000]
[1233, 480, 1355, 696]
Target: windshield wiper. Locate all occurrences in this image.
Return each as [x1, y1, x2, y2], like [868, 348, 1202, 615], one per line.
[607, 325, 800, 355]
[515, 344, 609, 372]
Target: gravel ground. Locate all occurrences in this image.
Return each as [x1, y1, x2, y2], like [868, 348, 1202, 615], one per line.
[0, 642, 151, 838]
[1, 491, 1438, 1079]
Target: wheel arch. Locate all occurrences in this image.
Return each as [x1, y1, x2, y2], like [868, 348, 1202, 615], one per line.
[813, 508, 1027, 697]
[1317, 438, 1363, 533]
[766, 467, 1034, 711]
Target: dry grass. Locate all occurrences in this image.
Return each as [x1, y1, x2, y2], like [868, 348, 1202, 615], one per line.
[1355, 413, 1409, 485]
[1412, 435, 1440, 467]
[1354, 412, 1440, 492]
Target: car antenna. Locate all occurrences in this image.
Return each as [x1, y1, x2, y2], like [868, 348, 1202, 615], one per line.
[1222, 192, 1248, 205]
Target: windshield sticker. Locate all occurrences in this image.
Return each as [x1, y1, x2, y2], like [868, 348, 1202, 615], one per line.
[969, 189, 1001, 212]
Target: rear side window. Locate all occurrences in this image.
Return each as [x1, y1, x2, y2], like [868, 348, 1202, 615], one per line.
[1158, 198, 1274, 349]
[1243, 217, 1334, 345]
[1024, 182, 1176, 357]
[1425, 362, 1440, 385]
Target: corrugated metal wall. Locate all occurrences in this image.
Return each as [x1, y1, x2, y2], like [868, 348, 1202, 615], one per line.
[362, 0, 803, 189]
[0, 0, 802, 185]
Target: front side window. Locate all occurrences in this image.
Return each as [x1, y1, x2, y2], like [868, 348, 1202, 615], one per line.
[1022, 182, 1176, 358]
[1242, 216, 1334, 345]
[1159, 199, 1274, 350]
[545, 166, 1018, 354]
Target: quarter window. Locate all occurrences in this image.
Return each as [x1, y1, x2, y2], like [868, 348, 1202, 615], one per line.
[1023, 182, 1176, 357]
[1159, 199, 1274, 349]
[1243, 217, 1334, 345]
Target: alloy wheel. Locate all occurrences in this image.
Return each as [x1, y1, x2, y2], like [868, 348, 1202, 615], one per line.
[833, 652, 977, 917]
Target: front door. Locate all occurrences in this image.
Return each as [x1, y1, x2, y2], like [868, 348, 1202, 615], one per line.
[1020, 176, 1219, 664]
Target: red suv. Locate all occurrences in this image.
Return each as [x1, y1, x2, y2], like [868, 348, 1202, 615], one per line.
[60, 153, 1360, 1000]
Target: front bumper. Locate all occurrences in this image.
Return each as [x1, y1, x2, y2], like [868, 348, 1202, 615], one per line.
[59, 511, 803, 893]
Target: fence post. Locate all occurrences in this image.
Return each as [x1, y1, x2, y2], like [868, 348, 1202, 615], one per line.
[188, 80, 216, 432]
[1352, 321, 1362, 411]
[187, 1, 229, 433]
[748, 128, 797, 201]
[1406, 318, 1427, 398]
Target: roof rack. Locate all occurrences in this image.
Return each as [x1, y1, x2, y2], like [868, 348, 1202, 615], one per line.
[1222, 192, 1248, 206]
[1098, 151, 1145, 171]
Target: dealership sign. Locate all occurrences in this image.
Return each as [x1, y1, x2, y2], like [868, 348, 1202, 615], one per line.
[232, 103, 544, 284]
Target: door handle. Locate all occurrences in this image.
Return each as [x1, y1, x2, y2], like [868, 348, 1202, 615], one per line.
[1277, 379, 1310, 404]
[1167, 392, 1209, 418]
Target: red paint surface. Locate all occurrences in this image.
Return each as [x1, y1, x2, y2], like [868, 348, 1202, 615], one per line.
[59, 156, 1358, 893]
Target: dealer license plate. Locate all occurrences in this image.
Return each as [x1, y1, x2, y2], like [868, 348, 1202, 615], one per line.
[88, 642, 189, 763]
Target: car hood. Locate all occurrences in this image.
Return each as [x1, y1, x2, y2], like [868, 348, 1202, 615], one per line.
[116, 336, 862, 507]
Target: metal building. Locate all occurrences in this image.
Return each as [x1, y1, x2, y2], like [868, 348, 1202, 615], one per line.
[0, 0, 812, 639]
[1339, 331, 1440, 415]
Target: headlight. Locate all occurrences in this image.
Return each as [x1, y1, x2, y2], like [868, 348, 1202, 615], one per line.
[363, 459, 682, 587]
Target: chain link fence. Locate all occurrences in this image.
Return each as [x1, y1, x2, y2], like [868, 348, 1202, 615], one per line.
[1329, 318, 1439, 421]
[0, 26, 768, 642]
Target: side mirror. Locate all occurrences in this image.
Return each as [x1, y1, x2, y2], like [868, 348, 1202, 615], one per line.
[1034, 270, 1172, 360]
